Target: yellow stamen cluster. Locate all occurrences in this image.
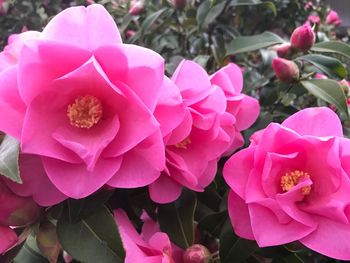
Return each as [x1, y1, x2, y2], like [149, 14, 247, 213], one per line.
[67, 95, 103, 129]
[281, 170, 311, 195]
[175, 137, 191, 149]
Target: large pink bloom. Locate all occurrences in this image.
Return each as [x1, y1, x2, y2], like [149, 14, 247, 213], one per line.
[0, 4, 185, 200]
[114, 209, 183, 263]
[224, 107, 350, 260]
[149, 61, 259, 203]
[0, 179, 40, 254]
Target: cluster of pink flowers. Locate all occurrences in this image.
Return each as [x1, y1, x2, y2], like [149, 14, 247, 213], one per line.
[0, 4, 258, 254]
[224, 107, 350, 260]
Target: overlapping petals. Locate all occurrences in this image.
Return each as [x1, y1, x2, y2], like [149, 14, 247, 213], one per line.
[223, 107, 350, 260]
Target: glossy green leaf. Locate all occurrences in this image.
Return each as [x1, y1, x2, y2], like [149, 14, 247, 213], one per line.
[229, 0, 276, 16]
[141, 8, 168, 32]
[311, 41, 350, 59]
[197, 0, 226, 30]
[220, 220, 258, 263]
[14, 235, 49, 263]
[67, 190, 113, 222]
[158, 190, 197, 248]
[198, 210, 227, 237]
[57, 206, 125, 263]
[297, 54, 347, 79]
[226, 31, 284, 56]
[0, 135, 21, 183]
[301, 79, 349, 118]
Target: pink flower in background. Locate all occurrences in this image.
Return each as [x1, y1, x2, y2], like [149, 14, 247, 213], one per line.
[0, 179, 40, 254]
[0, 4, 186, 200]
[224, 107, 350, 260]
[149, 61, 259, 203]
[326, 10, 341, 26]
[307, 15, 320, 25]
[129, 0, 144, 15]
[114, 209, 183, 263]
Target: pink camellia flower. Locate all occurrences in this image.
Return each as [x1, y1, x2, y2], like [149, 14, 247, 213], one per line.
[224, 107, 350, 260]
[290, 24, 315, 52]
[114, 209, 184, 263]
[272, 58, 299, 83]
[307, 15, 320, 25]
[0, 4, 186, 200]
[0, 179, 40, 253]
[326, 10, 342, 26]
[149, 61, 259, 203]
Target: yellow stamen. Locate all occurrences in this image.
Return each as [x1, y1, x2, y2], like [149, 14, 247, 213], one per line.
[67, 95, 103, 129]
[175, 137, 191, 149]
[281, 170, 311, 195]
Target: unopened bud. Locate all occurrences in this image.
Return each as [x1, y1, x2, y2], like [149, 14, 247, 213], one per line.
[339, 79, 350, 95]
[290, 24, 315, 52]
[276, 43, 292, 58]
[326, 10, 341, 26]
[129, 0, 144, 15]
[183, 244, 211, 263]
[170, 0, 187, 9]
[272, 58, 300, 83]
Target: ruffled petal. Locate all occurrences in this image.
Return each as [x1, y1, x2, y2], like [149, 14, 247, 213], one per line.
[149, 174, 182, 204]
[282, 107, 343, 137]
[210, 63, 243, 94]
[0, 226, 17, 254]
[42, 156, 122, 199]
[41, 4, 122, 50]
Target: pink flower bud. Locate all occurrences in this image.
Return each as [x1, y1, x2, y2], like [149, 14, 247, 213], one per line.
[272, 58, 299, 83]
[126, 30, 136, 39]
[170, 0, 187, 9]
[290, 24, 315, 52]
[276, 43, 292, 58]
[326, 10, 341, 26]
[129, 0, 144, 15]
[183, 244, 211, 263]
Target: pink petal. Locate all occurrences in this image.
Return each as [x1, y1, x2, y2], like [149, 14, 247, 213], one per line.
[4, 154, 67, 206]
[42, 156, 122, 199]
[249, 203, 316, 247]
[228, 191, 254, 239]
[41, 4, 122, 51]
[95, 44, 164, 112]
[282, 107, 343, 137]
[154, 77, 186, 137]
[18, 40, 91, 105]
[172, 60, 213, 105]
[149, 174, 183, 204]
[166, 110, 192, 145]
[210, 63, 243, 94]
[0, 66, 26, 139]
[223, 147, 256, 198]
[0, 226, 17, 254]
[233, 95, 260, 131]
[107, 136, 163, 188]
[301, 216, 350, 260]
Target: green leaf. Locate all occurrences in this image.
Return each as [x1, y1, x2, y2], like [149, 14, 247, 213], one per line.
[229, 0, 276, 16]
[57, 206, 125, 263]
[274, 254, 304, 263]
[158, 190, 197, 248]
[14, 235, 49, 263]
[197, 1, 226, 30]
[311, 41, 350, 59]
[301, 79, 349, 118]
[198, 210, 227, 237]
[297, 54, 347, 79]
[141, 8, 168, 32]
[226, 31, 284, 56]
[66, 190, 113, 222]
[220, 220, 258, 263]
[0, 135, 21, 183]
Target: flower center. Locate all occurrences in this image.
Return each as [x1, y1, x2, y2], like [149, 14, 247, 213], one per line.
[67, 95, 103, 129]
[280, 170, 311, 195]
[175, 137, 191, 149]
